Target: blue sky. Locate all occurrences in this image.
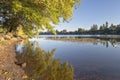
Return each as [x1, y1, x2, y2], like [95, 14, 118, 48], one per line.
[55, 0, 120, 31]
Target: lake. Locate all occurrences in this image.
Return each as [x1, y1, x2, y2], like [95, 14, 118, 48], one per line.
[30, 35, 120, 80]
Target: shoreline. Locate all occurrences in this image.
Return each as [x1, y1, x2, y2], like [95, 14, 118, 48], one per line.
[0, 37, 26, 80]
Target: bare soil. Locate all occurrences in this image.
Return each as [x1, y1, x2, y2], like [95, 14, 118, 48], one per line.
[0, 38, 27, 80]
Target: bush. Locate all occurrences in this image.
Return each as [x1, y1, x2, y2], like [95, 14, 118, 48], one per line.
[16, 41, 74, 80]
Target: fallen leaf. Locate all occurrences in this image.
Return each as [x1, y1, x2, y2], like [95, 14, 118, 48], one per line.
[22, 74, 28, 79]
[2, 70, 9, 75]
[7, 78, 11, 80]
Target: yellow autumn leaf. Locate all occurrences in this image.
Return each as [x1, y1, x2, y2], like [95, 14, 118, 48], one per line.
[22, 74, 28, 79]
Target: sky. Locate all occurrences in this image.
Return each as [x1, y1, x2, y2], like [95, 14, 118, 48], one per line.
[55, 0, 120, 31]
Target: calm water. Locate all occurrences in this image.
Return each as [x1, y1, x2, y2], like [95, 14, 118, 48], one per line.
[30, 36, 120, 80]
[39, 34, 120, 38]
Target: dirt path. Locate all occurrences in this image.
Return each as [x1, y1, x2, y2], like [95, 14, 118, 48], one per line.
[0, 39, 26, 80]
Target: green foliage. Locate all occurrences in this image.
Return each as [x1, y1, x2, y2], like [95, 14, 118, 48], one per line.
[90, 24, 98, 31]
[0, 0, 81, 36]
[16, 41, 74, 80]
[0, 27, 3, 33]
[44, 21, 120, 35]
[16, 25, 25, 35]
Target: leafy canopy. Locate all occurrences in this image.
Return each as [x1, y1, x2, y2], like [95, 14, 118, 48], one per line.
[0, 0, 81, 36]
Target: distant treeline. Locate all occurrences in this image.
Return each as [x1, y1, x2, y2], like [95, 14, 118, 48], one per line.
[41, 22, 120, 35]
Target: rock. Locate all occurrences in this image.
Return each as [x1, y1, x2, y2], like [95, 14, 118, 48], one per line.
[19, 35, 28, 39]
[4, 33, 14, 40]
[11, 38, 18, 41]
[7, 33, 13, 38]
[4, 35, 11, 40]
[6, 78, 11, 80]
[15, 62, 26, 68]
[0, 37, 5, 41]
[22, 63, 26, 68]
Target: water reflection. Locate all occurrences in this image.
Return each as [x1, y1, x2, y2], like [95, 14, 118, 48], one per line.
[96, 38, 120, 48]
[16, 40, 25, 53]
[47, 37, 120, 48]
[16, 37, 120, 80]
[34, 37, 120, 80]
[16, 41, 74, 80]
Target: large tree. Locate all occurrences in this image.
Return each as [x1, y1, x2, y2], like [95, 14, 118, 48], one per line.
[0, 0, 81, 36]
[90, 24, 98, 31]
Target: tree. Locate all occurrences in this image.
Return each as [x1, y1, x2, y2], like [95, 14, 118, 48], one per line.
[62, 29, 67, 33]
[0, 0, 81, 36]
[99, 25, 104, 30]
[109, 24, 116, 34]
[116, 24, 120, 34]
[105, 21, 108, 28]
[90, 24, 98, 31]
[99, 22, 109, 34]
[78, 28, 85, 34]
[101, 24, 106, 30]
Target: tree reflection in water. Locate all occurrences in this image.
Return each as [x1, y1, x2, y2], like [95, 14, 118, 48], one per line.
[16, 41, 74, 80]
[96, 38, 120, 48]
[49, 37, 120, 48]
